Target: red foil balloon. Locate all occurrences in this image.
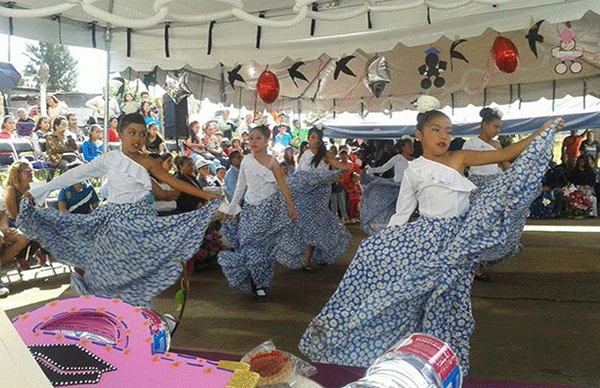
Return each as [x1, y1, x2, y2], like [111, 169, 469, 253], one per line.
[257, 70, 280, 104]
[492, 36, 519, 73]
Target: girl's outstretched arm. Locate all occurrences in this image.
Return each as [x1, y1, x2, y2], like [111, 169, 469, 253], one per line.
[271, 157, 297, 221]
[144, 157, 221, 201]
[457, 118, 563, 170]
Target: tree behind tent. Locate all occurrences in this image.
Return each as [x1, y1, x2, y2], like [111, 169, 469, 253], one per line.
[22, 42, 79, 92]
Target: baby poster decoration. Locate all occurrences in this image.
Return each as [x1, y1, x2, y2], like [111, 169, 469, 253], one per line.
[12, 296, 253, 388]
[551, 28, 584, 74]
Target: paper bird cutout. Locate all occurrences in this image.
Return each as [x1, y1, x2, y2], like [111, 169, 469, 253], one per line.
[287, 62, 309, 88]
[112, 76, 125, 97]
[227, 65, 246, 90]
[526, 20, 545, 58]
[449, 39, 469, 71]
[143, 70, 157, 87]
[334, 56, 356, 80]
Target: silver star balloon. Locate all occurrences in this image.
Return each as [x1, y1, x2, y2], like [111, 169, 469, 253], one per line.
[163, 72, 193, 105]
[364, 56, 391, 98]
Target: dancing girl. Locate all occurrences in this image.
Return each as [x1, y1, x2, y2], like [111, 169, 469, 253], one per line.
[218, 125, 297, 301]
[294, 127, 351, 272]
[360, 138, 415, 235]
[462, 107, 509, 281]
[299, 96, 564, 374]
[18, 113, 221, 308]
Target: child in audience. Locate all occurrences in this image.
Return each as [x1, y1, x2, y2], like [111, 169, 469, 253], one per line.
[18, 113, 221, 308]
[81, 124, 104, 162]
[144, 122, 164, 154]
[215, 166, 226, 187]
[346, 173, 362, 222]
[57, 163, 100, 214]
[300, 96, 564, 375]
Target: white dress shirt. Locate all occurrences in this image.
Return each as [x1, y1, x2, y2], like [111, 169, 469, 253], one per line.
[388, 157, 476, 227]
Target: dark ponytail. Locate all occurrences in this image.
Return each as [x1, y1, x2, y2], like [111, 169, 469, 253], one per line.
[307, 126, 327, 168]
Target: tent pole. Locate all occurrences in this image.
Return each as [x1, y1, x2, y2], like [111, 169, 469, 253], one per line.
[103, 27, 112, 154]
[103, 0, 115, 154]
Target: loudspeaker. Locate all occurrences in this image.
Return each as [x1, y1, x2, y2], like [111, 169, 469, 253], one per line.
[163, 94, 189, 139]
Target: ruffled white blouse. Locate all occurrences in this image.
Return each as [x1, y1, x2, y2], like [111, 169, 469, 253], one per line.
[462, 137, 503, 175]
[223, 155, 278, 215]
[388, 157, 476, 227]
[297, 149, 328, 171]
[29, 151, 152, 206]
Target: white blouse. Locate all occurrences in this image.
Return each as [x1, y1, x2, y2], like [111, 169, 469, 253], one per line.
[223, 155, 278, 215]
[297, 149, 328, 171]
[367, 154, 410, 182]
[462, 137, 503, 176]
[30, 150, 152, 206]
[388, 157, 476, 227]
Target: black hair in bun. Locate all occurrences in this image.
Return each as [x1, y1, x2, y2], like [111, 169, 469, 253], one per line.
[416, 110, 448, 132]
[479, 107, 501, 124]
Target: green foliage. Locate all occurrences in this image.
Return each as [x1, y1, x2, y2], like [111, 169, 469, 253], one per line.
[175, 288, 185, 312]
[23, 42, 79, 92]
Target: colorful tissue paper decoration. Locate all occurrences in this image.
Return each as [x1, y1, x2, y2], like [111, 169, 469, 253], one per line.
[257, 70, 280, 104]
[492, 36, 519, 73]
[12, 296, 256, 388]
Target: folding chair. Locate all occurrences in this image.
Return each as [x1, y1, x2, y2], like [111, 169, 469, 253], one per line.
[0, 140, 16, 173]
[12, 138, 55, 181]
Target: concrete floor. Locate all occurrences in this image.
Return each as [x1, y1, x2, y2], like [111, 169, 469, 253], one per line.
[2, 219, 599, 387]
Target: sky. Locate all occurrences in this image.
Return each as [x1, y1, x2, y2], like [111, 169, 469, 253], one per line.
[0, 33, 107, 93]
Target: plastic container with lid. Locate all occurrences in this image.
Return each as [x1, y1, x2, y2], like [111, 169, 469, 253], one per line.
[343, 333, 462, 388]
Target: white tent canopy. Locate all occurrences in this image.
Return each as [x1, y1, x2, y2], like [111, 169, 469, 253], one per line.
[1, 0, 599, 113]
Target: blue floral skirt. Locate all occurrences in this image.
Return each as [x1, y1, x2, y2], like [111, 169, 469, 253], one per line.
[218, 170, 351, 293]
[219, 194, 291, 294]
[299, 125, 557, 372]
[17, 199, 221, 307]
[468, 172, 529, 268]
[275, 170, 351, 268]
[359, 174, 401, 235]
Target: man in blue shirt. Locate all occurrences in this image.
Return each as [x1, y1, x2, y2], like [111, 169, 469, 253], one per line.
[223, 151, 243, 201]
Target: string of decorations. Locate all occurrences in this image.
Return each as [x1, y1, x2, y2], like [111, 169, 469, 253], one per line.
[0, 0, 511, 29]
